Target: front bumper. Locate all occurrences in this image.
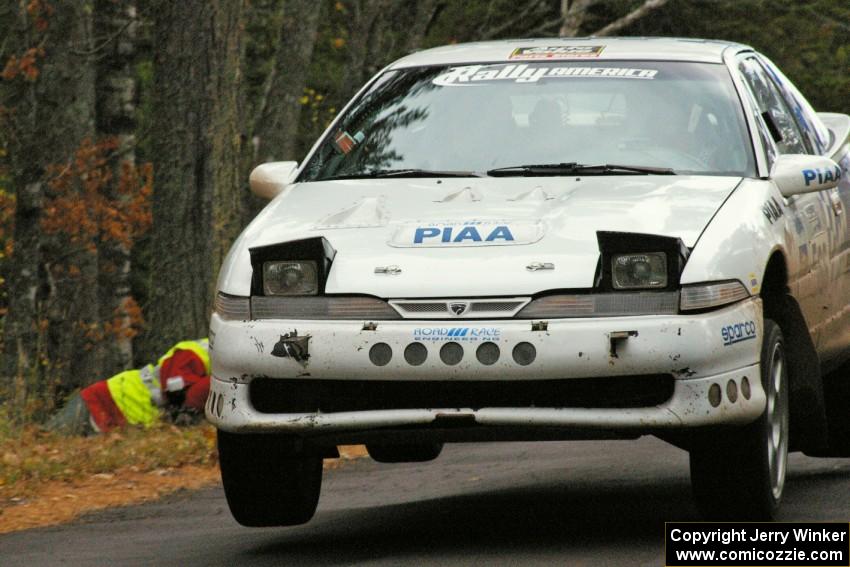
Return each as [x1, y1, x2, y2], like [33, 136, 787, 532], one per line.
[206, 298, 765, 436]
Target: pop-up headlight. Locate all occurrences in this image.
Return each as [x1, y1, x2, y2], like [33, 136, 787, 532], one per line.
[263, 261, 318, 296]
[250, 237, 335, 296]
[596, 231, 688, 292]
[611, 252, 667, 289]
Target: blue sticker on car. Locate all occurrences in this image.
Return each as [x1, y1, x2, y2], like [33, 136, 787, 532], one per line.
[413, 225, 515, 244]
[414, 327, 501, 342]
[722, 321, 757, 346]
[803, 166, 842, 186]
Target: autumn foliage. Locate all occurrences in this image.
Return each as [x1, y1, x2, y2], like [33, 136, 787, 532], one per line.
[42, 138, 152, 250]
[1, 1, 52, 82]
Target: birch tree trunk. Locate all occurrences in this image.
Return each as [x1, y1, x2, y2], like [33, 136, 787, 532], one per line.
[95, 0, 138, 372]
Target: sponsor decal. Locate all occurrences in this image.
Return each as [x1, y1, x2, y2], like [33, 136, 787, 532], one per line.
[432, 63, 658, 87]
[333, 130, 365, 154]
[762, 196, 784, 224]
[509, 45, 605, 60]
[414, 327, 501, 342]
[802, 165, 842, 186]
[748, 272, 760, 294]
[722, 320, 757, 346]
[389, 220, 543, 247]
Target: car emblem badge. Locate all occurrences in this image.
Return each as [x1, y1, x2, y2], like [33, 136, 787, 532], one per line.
[449, 302, 469, 316]
[374, 265, 402, 275]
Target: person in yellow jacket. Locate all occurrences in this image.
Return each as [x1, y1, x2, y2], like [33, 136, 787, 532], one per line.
[46, 339, 209, 434]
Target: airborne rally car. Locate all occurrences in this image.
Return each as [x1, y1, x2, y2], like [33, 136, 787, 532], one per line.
[207, 38, 850, 525]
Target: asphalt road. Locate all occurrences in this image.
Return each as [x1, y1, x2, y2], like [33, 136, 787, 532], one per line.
[2, 437, 849, 566]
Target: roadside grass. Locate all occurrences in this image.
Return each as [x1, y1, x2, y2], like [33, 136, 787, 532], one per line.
[0, 414, 217, 502]
[0, 412, 367, 532]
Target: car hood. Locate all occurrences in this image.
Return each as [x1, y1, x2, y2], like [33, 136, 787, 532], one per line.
[217, 175, 741, 297]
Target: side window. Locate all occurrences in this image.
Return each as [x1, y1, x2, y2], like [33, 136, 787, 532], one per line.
[738, 80, 778, 171]
[738, 57, 807, 155]
[758, 56, 829, 154]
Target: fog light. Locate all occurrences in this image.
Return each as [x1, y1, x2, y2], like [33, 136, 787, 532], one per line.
[512, 342, 536, 366]
[726, 379, 738, 403]
[741, 376, 751, 400]
[440, 342, 463, 365]
[476, 342, 500, 365]
[404, 342, 428, 366]
[369, 343, 392, 366]
[708, 383, 722, 407]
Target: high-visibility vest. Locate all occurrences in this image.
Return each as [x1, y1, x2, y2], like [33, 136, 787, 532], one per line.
[106, 366, 160, 427]
[106, 338, 210, 427]
[157, 338, 210, 374]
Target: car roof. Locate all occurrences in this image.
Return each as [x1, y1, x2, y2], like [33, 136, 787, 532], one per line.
[389, 37, 753, 68]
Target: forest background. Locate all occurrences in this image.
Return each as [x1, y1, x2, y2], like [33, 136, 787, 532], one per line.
[0, 0, 847, 422]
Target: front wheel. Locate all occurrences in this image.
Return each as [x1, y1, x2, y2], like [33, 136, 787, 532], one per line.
[217, 430, 323, 527]
[689, 319, 789, 520]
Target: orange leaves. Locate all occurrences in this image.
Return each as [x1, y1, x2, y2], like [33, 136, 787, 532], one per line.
[102, 298, 145, 341]
[0, 190, 15, 260]
[42, 138, 153, 249]
[2, 48, 45, 82]
[26, 0, 54, 32]
[2, 1, 54, 82]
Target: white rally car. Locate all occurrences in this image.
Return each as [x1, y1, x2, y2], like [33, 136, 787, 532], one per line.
[207, 38, 850, 525]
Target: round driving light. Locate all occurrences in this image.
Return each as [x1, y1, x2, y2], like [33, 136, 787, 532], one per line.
[708, 383, 722, 407]
[476, 342, 500, 365]
[741, 376, 751, 400]
[369, 343, 392, 366]
[439, 342, 463, 365]
[404, 342, 428, 366]
[726, 379, 738, 403]
[512, 342, 536, 366]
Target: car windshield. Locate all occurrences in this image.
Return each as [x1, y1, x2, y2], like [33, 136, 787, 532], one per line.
[299, 60, 755, 181]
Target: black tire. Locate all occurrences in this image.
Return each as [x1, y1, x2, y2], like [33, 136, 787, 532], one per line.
[217, 430, 323, 527]
[689, 319, 789, 520]
[367, 442, 444, 463]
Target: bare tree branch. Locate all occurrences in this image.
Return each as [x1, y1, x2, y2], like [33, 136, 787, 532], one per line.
[592, 0, 670, 37]
[480, 0, 549, 40]
[559, 0, 596, 38]
[526, 16, 568, 37]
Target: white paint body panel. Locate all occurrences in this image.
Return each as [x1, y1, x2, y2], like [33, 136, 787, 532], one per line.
[217, 176, 741, 298]
[209, 37, 850, 440]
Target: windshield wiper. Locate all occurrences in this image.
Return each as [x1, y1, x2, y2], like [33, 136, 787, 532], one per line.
[486, 162, 676, 177]
[322, 168, 483, 180]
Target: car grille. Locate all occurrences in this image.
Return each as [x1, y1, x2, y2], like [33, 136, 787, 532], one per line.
[249, 375, 675, 414]
[389, 298, 529, 319]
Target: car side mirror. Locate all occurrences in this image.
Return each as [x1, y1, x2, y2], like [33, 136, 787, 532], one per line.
[771, 154, 842, 198]
[249, 161, 299, 200]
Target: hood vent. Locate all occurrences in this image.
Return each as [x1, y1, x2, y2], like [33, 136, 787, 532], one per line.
[510, 186, 553, 202]
[437, 186, 482, 203]
[314, 196, 387, 229]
